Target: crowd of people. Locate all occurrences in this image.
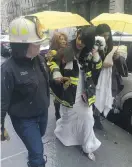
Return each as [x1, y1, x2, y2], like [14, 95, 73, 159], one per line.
[1, 16, 128, 167]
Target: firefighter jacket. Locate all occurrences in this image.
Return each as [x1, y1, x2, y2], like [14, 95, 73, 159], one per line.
[48, 41, 102, 108]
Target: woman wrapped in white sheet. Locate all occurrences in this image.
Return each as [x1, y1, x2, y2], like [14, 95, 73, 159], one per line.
[48, 27, 103, 161]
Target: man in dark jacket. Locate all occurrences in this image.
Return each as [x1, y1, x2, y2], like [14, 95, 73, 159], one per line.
[1, 16, 50, 167]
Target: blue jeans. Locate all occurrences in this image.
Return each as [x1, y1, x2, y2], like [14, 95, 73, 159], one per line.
[10, 111, 48, 167]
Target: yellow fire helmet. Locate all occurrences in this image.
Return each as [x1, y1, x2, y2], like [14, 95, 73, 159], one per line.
[8, 16, 49, 44]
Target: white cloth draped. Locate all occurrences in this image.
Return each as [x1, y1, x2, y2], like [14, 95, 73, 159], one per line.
[95, 67, 114, 117]
[54, 69, 101, 153]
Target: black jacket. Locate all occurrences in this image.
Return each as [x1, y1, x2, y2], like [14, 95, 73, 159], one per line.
[112, 56, 128, 97]
[126, 47, 132, 72]
[1, 43, 50, 126]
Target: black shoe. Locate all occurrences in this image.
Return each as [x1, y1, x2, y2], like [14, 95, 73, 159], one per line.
[94, 116, 104, 130]
[54, 102, 61, 121]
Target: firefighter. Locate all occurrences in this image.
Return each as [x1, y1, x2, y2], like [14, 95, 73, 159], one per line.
[1, 16, 50, 167]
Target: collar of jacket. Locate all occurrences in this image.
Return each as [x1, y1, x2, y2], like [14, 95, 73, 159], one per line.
[12, 56, 36, 66]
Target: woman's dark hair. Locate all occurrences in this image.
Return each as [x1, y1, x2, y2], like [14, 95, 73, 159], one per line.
[96, 24, 113, 54]
[77, 26, 96, 52]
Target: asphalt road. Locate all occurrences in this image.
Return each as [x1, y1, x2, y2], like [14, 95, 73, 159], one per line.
[1, 98, 132, 167]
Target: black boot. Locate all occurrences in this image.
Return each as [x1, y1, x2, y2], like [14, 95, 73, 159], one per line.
[54, 101, 61, 121]
[94, 115, 104, 130]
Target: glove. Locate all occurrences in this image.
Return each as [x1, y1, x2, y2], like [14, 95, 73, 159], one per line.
[63, 77, 71, 90]
[1, 127, 10, 141]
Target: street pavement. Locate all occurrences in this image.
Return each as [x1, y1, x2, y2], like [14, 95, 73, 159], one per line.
[1, 98, 132, 167]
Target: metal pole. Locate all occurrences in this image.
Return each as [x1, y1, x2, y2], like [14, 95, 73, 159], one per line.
[65, 0, 67, 12]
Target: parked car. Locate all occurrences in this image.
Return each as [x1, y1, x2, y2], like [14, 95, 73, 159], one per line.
[0, 35, 11, 66]
[108, 35, 132, 134]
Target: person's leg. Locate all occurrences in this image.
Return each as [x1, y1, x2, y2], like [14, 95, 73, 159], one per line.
[81, 107, 101, 161]
[93, 107, 103, 130]
[54, 100, 61, 121]
[38, 109, 48, 137]
[10, 116, 45, 167]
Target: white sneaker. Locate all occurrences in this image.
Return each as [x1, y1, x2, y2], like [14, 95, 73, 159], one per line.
[88, 153, 96, 161]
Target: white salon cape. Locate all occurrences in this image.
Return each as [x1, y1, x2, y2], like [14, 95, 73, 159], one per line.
[54, 66, 101, 154]
[95, 67, 114, 117]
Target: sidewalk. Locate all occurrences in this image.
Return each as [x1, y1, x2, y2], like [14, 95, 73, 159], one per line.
[1, 99, 132, 167]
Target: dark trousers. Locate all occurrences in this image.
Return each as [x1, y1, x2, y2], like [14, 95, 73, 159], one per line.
[54, 100, 61, 120]
[10, 111, 48, 167]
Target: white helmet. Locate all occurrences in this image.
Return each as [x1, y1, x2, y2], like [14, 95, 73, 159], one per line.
[8, 16, 49, 44]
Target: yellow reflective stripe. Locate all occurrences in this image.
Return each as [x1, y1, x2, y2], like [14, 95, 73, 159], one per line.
[20, 28, 28, 35]
[49, 61, 59, 72]
[62, 100, 72, 108]
[71, 81, 77, 85]
[48, 61, 58, 66]
[50, 65, 59, 72]
[50, 89, 72, 108]
[88, 96, 96, 106]
[86, 71, 92, 78]
[70, 77, 79, 85]
[70, 77, 78, 81]
[50, 62, 57, 66]
[11, 27, 18, 35]
[96, 61, 102, 69]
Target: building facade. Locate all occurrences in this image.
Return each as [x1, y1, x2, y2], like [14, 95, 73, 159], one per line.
[1, 0, 131, 31]
[1, 0, 48, 30]
[46, 0, 110, 21]
[109, 0, 124, 13]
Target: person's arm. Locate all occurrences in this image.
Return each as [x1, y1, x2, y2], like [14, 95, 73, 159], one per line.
[1, 65, 14, 141]
[47, 55, 63, 83]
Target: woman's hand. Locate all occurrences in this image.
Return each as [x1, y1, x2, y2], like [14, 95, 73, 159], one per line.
[55, 77, 70, 84]
[54, 77, 63, 84]
[113, 51, 120, 60]
[63, 77, 71, 90]
[103, 47, 118, 68]
[62, 77, 70, 82]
